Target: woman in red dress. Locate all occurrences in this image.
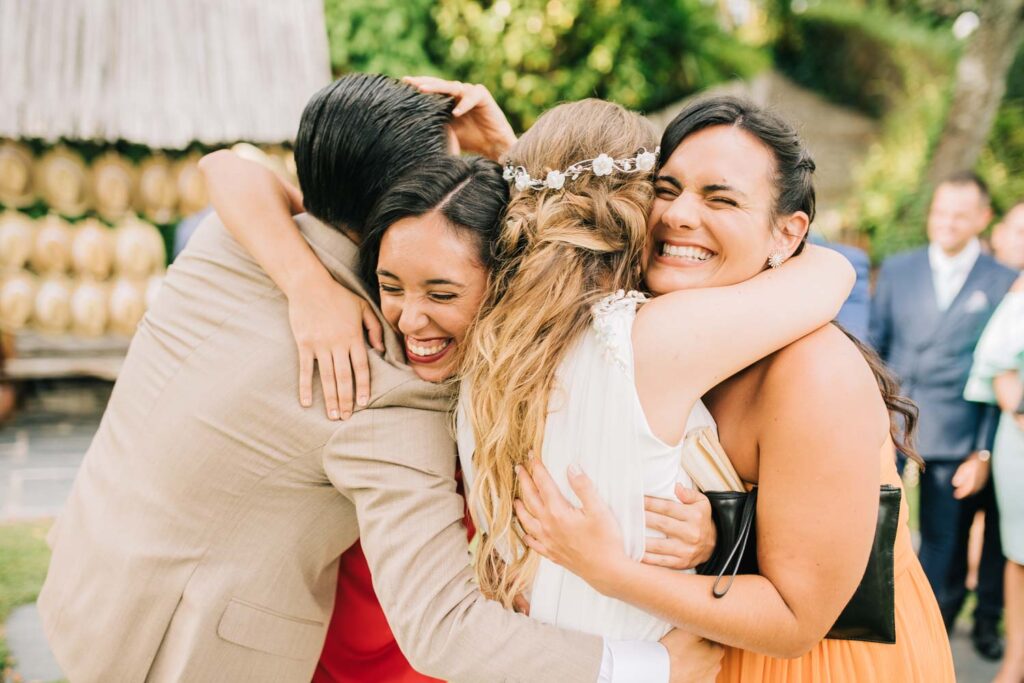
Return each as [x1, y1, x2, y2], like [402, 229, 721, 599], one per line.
[315, 476, 474, 683]
[314, 543, 440, 683]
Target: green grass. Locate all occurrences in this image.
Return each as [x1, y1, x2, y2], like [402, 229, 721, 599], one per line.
[0, 521, 53, 675]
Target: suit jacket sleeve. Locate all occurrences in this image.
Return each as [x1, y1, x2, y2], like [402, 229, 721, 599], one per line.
[869, 260, 893, 361]
[324, 398, 603, 683]
[973, 404, 1001, 453]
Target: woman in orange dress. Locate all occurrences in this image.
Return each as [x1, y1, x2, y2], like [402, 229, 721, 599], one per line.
[516, 96, 955, 682]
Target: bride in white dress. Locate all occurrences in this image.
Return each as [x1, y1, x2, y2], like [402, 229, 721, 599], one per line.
[459, 289, 718, 641]
[457, 98, 854, 643]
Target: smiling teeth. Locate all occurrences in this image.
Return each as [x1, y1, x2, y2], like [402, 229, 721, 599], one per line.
[408, 339, 451, 357]
[661, 243, 713, 261]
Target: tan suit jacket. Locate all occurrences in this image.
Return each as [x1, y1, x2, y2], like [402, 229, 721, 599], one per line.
[38, 214, 602, 682]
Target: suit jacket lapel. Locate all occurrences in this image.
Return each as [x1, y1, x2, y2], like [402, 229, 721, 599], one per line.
[913, 250, 945, 342]
[934, 255, 989, 334]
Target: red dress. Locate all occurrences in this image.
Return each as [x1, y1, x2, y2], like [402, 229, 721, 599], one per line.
[314, 474, 474, 683]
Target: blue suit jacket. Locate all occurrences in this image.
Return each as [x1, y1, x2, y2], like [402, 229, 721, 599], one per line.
[816, 240, 870, 341]
[870, 247, 1017, 460]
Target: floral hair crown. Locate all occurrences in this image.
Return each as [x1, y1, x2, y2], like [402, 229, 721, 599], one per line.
[502, 146, 660, 192]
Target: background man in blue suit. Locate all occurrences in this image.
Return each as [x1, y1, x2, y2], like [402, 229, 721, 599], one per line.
[871, 172, 1018, 660]
[812, 236, 871, 340]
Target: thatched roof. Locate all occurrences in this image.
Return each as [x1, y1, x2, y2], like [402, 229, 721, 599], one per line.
[0, 0, 331, 149]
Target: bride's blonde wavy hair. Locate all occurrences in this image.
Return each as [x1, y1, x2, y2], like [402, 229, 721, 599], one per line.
[461, 99, 658, 607]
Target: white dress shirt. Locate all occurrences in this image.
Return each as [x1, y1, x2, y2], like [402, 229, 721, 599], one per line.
[929, 238, 981, 311]
[601, 639, 670, 681]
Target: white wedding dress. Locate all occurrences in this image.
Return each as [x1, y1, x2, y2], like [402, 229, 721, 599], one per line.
[458, 290, 717, 641]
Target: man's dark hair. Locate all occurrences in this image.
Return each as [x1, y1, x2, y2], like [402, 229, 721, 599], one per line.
[359, 155, 509, 296]
[940, 170, 990, 205]
[294, 73, 454, 232]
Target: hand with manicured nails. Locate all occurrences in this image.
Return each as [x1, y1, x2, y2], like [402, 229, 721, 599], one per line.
[287, 269, 384, 420]
[518, 462, 725, 682]
[515, 459, 630, 592]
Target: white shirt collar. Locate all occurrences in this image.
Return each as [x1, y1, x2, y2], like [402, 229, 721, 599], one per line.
[929, 238, 981, 275]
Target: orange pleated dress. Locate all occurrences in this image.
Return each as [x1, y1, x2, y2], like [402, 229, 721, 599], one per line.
[718, 453, 955, 683]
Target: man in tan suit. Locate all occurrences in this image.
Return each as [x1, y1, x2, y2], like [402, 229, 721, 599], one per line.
[39, 75, 707, 682]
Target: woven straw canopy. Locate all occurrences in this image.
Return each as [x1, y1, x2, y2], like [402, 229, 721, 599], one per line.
[0, 0, 331, 149]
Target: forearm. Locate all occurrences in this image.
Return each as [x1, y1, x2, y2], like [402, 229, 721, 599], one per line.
[199, 150, 327, 297]
[597, 561, 820, 659]
[356, 490, 602, 682]
[722, 244, 855, 360]
[713, 244, 853, 337]
[660, 244, 854, 392]
[780, 244, 856, 326]
[328, 414, 602, 682]
[994, 371, 1023, 414]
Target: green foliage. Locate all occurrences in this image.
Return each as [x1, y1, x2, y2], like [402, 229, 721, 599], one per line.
[779, 2, 1024, 259]
[980, 90, 1024, 213]
[0, 522, 51, 672]
[324, 0, 768, 131]
[869, 0, 980, 24]
[776, 2, 954, 118]
[323, 0, 439, 76]
[432, 0, 768, 129]
[976, 34, 1024, 213]
[776, 3, 957, 261]
[1005, 46, 1024, 101]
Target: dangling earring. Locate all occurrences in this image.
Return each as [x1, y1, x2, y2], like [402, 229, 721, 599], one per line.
[768, 251, 786, 269]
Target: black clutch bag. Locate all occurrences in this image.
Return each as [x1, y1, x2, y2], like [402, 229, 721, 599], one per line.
[697, 485, 900, 644]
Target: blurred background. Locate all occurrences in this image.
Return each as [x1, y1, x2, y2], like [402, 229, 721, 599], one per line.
[0, 0, 1021, 680]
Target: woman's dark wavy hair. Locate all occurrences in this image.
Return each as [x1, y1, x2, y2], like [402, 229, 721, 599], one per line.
[358, 155, 509, 298]
[660, 96, 921, 465]
[294, 73, 454, 233]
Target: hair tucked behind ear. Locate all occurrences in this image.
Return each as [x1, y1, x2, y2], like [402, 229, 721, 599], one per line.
[460, 100, 658, 608]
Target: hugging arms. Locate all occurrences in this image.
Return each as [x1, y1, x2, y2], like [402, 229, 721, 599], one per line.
[200, 78, 866, 667]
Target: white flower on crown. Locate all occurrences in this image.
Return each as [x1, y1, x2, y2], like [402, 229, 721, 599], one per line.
[635, 150, 657, 172]
[592, 154, 614, 177]
[502, 146, 660, 193]
[514, 170, 532, 191]
[545, 170, 566, 190]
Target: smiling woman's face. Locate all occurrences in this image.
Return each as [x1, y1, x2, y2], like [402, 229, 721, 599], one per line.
[644, 125, 780, 296]
[376, 211, 488, 383]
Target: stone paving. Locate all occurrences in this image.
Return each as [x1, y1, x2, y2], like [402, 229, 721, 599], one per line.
[0, 382, 105, 521]
[5, 604, 62, 683]
[0, 381, 1007, 682]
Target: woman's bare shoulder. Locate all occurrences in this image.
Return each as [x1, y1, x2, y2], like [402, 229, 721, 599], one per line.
[755, 325, 889, 472]
[762, 324, 886, 419]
